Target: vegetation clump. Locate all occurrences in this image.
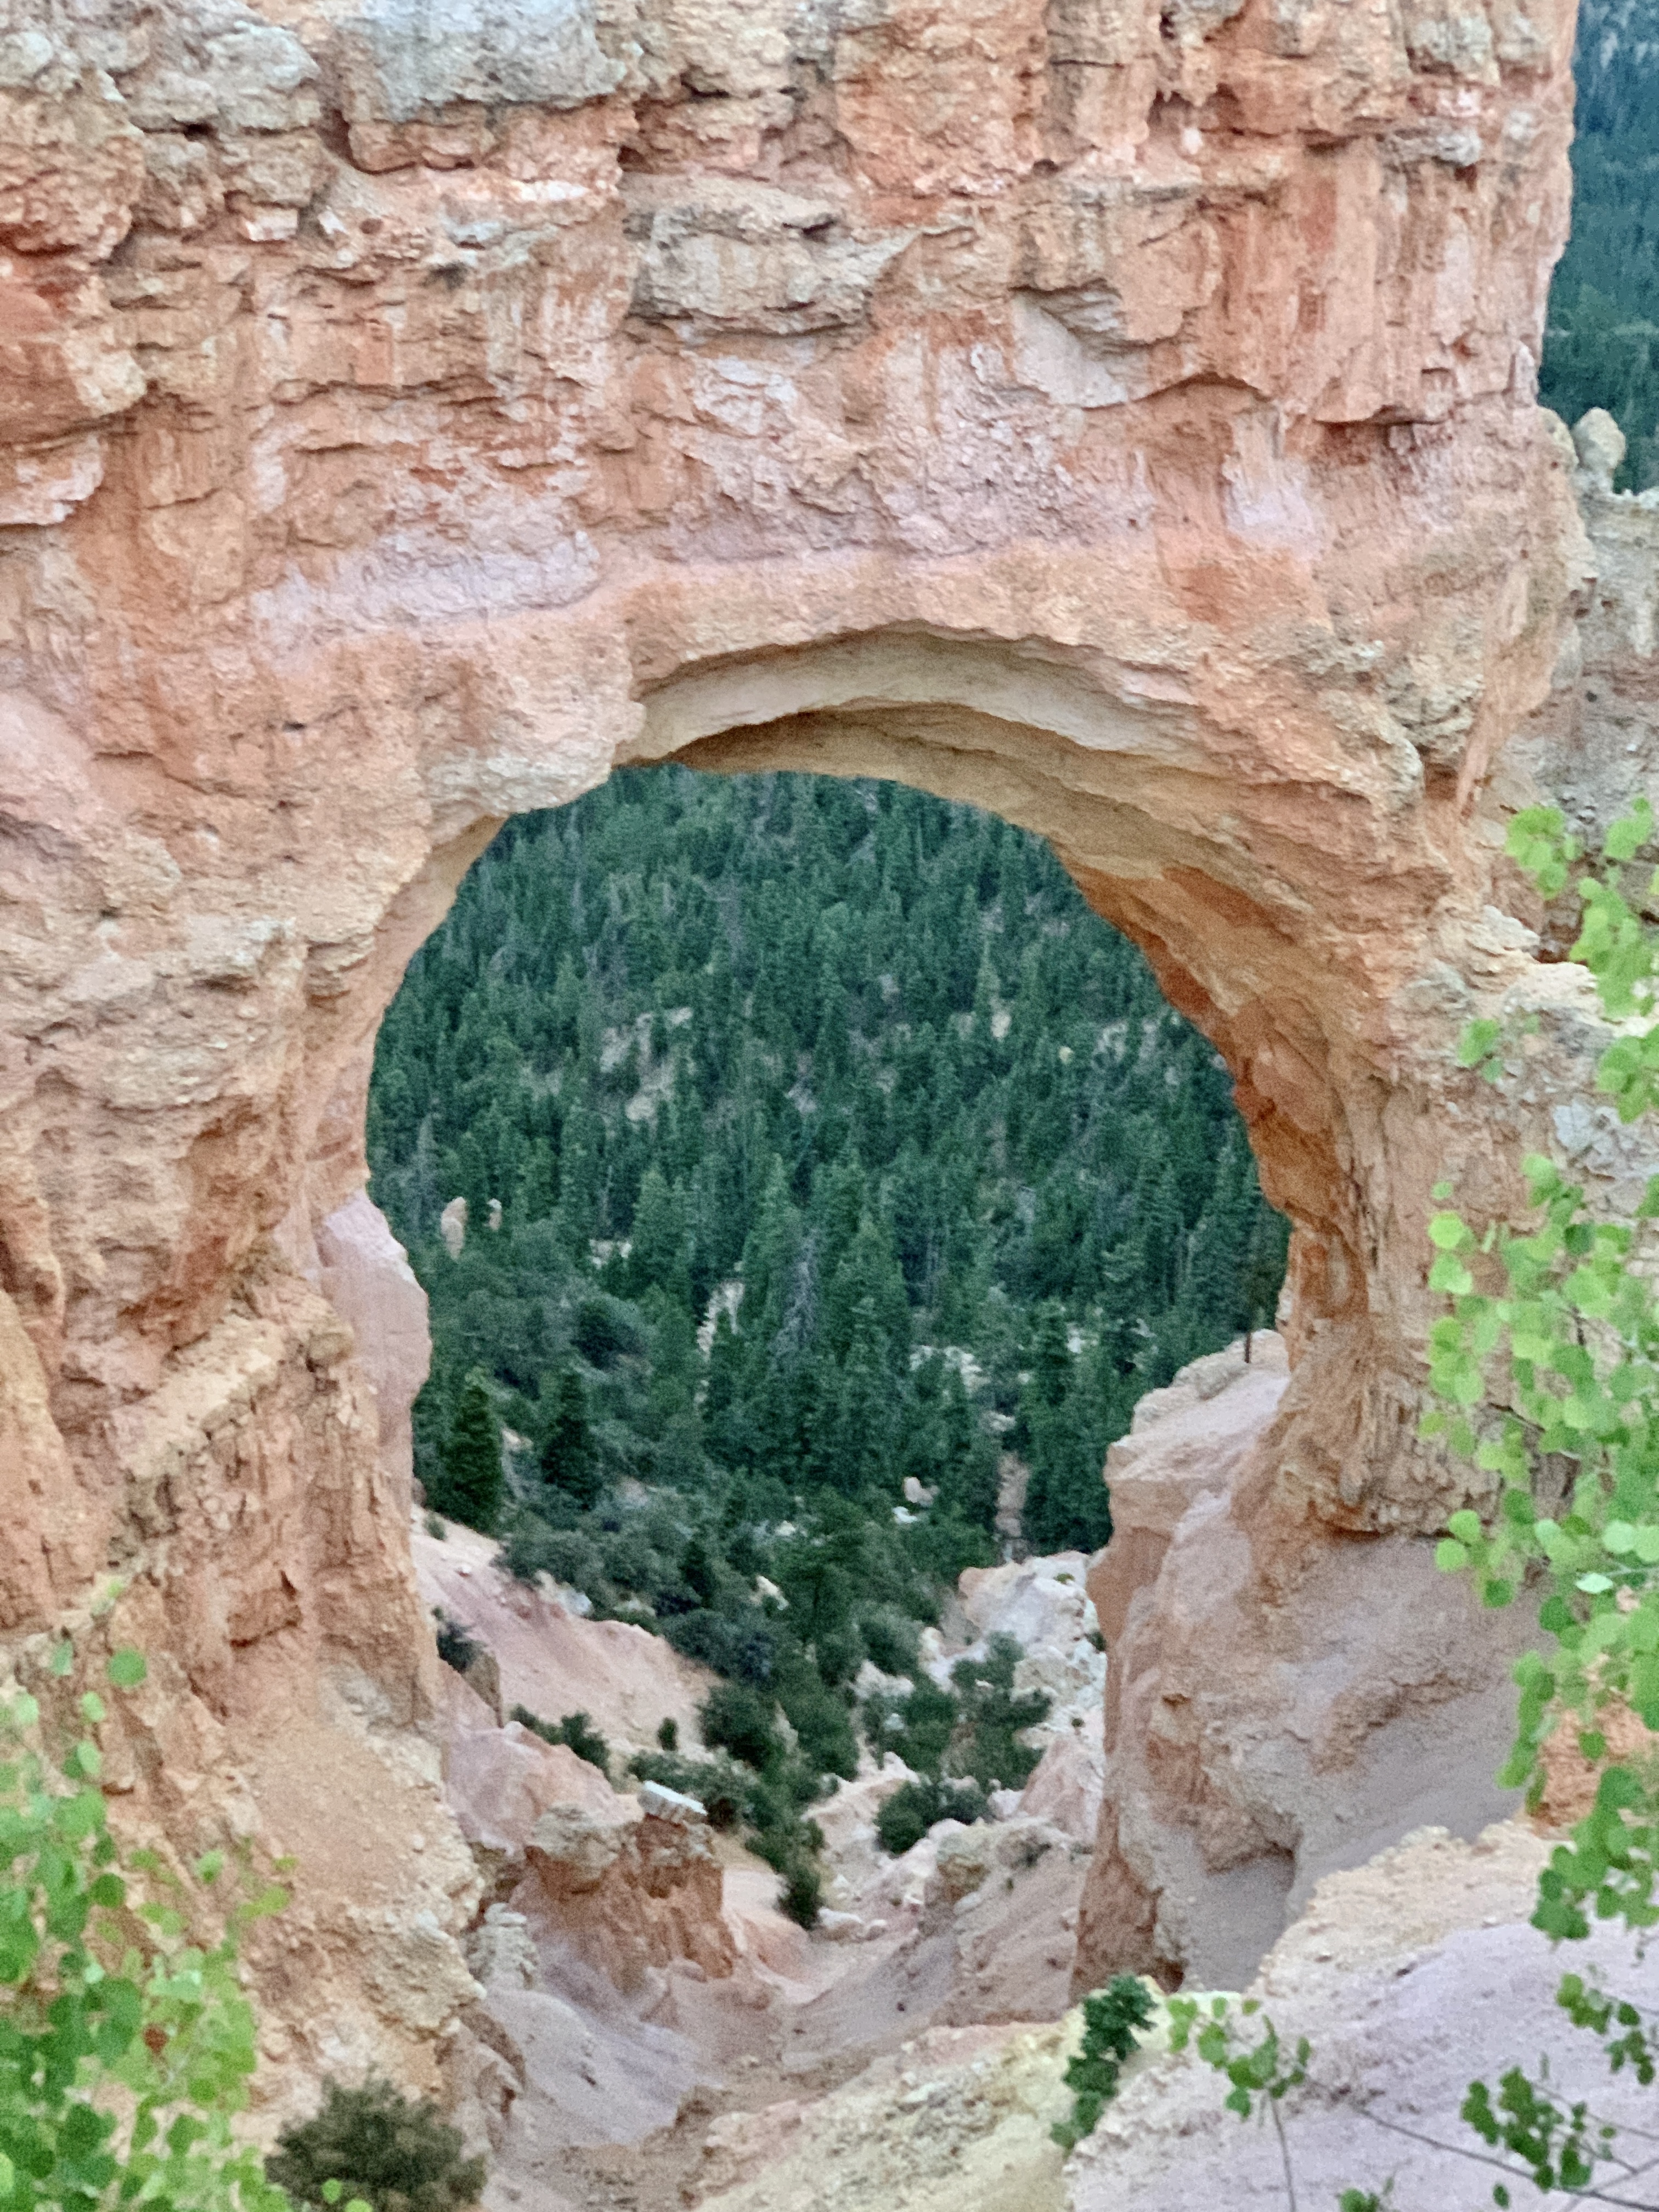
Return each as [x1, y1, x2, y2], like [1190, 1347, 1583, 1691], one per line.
[1051, 1976, 1159, 2151]
[875, 1776, 989, 1857]
[370, 771, 1286, 1936]
[431, 1612, 481, 1675]
[266, 2080, 486, 2212]
[0, 1643, 299, 2212]
[509, 1706, 610, 1775]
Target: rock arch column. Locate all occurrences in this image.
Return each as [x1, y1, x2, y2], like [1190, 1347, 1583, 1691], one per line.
[0, 0, 1596, 2053]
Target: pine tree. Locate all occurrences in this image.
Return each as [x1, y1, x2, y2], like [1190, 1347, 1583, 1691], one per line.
[433, 1371, 504, 1532]
[540, 1366, 602, 1509]
[631, 1165, 692, 1306]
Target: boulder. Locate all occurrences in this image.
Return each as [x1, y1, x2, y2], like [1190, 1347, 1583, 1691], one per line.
[516, 1803, 737, 1994]
[1018, 1712, 1105, 1844]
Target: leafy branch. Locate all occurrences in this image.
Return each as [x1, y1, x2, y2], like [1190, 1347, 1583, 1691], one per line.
[1166, 1994, 1310, 2208]
[0, 1641, 292, 2212]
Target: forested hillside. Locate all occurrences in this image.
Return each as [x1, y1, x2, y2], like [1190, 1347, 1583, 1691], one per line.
[1542, 0, 1659, 483]
[369, 771, 1285, 1577]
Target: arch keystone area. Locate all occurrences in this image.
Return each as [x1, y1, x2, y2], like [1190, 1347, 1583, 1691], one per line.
[0, 0, 1631, 2062]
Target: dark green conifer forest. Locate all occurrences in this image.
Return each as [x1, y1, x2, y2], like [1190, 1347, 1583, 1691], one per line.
[370, 770, 1285, 1573]
[368, 769, 1288, 1882]
[1541, 0, 1659, 483]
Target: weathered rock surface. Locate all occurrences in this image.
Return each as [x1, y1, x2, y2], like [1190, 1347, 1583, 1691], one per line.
[0, 0, 1643, 2080]
[311, 1190, 430, 1490]
[1076, 1335, 1533, 1992]
[1068, 1822, 1659, 2210]
[515, 1796, 738, 1996]
[414, 1515, 716, 1757]
[692, 2019, 1079, 2212]
[438, 1660, 622, 1864]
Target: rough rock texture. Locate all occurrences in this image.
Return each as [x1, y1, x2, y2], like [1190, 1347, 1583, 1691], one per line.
[414, 1515, 716, 1757]
[1068, 1822, 1659, 2210]
[437, 1661, 622, 1865]
[514, 1796, 738, 1995]
[309, 1191, 430, 1489]
[0, 0, 1639, 2072]
[691, 2019, 1079, 2212]
[1075, 1335, 1532, 1991]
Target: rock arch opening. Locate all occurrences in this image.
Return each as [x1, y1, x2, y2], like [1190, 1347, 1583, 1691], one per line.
[326, 636, 1542, 2002]
[373, 757, 1291, 1543]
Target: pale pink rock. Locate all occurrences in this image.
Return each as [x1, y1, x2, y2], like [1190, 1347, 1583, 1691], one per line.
[414, 1519, 715, 1758]
[316, 1190, 430, 1494]
[1019, 1712, 1105, 1845]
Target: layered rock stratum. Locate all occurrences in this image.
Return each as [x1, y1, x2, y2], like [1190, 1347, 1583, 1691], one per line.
[1, 0, 1651, 2086]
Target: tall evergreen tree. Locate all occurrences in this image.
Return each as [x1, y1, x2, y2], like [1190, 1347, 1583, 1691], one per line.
[540, 1366, 601, 1510]
[433, 1371, 504, 1532]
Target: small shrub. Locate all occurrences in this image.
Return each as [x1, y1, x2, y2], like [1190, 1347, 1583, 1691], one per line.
[0, 1645, 294, 2212]
[813, 1625, 862, 1688]
[953, 1632, 1050, 1793]
[865, 1673, 959, 1775]
[662, 1607, 780, 1684]
[875, 1775, 987, 1858]
[432, 1612, 481, 1674]
[497, 1521, 605, 1595]
[424, 1513, 447, 1539]
[777, 1860, 822, 1930]
[860, 1608, 920, 1678]
[571, 1294, 646, 1369]
[510, 1706, 610, 1776]
[657, 1717, 679, 1752]
[267, 2079, 486, 2212]
[1051, 1977, 1157, 2151]
[776, 1657, 860, 1781]
[627, 1748, 748, 1830]
[699, 1681, 781, 1771]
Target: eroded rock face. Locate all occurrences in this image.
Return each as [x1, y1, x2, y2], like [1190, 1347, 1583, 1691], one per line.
[1073, 1336, 1533, 1993]
[0, 0, 1628, 2070]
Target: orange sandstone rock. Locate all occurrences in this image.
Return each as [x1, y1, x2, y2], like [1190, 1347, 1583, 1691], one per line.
[0, 0, 1633, 2068]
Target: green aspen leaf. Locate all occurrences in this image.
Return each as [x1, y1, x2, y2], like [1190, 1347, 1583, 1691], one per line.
[106, 1648, 146, 1689]
[1457, 1020, 1503, 1068]
[1605, 1522, 1639, 1554]
[1578, 1573, 1616, 1595]
[80, 1691, 106, 1724]
[1435, 1539, 1469, 1571]
[1606, 801, 1652, 862]
[1429, 1212, 1473, 1250]
[1634, 1526, 1659, 1564]
[321, 2179, 345, 2201]
[1447, 1509, 1483, 1543]
[1430, 1254, 1474, 1295]
[49, 1639, 74, 1678]
[11, 1695, 38, 1729]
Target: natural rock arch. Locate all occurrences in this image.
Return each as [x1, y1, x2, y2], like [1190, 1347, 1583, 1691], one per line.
[0, 0, 1615, 2067]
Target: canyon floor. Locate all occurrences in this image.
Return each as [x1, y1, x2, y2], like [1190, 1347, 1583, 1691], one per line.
[410, 1345, 1659, 2212]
